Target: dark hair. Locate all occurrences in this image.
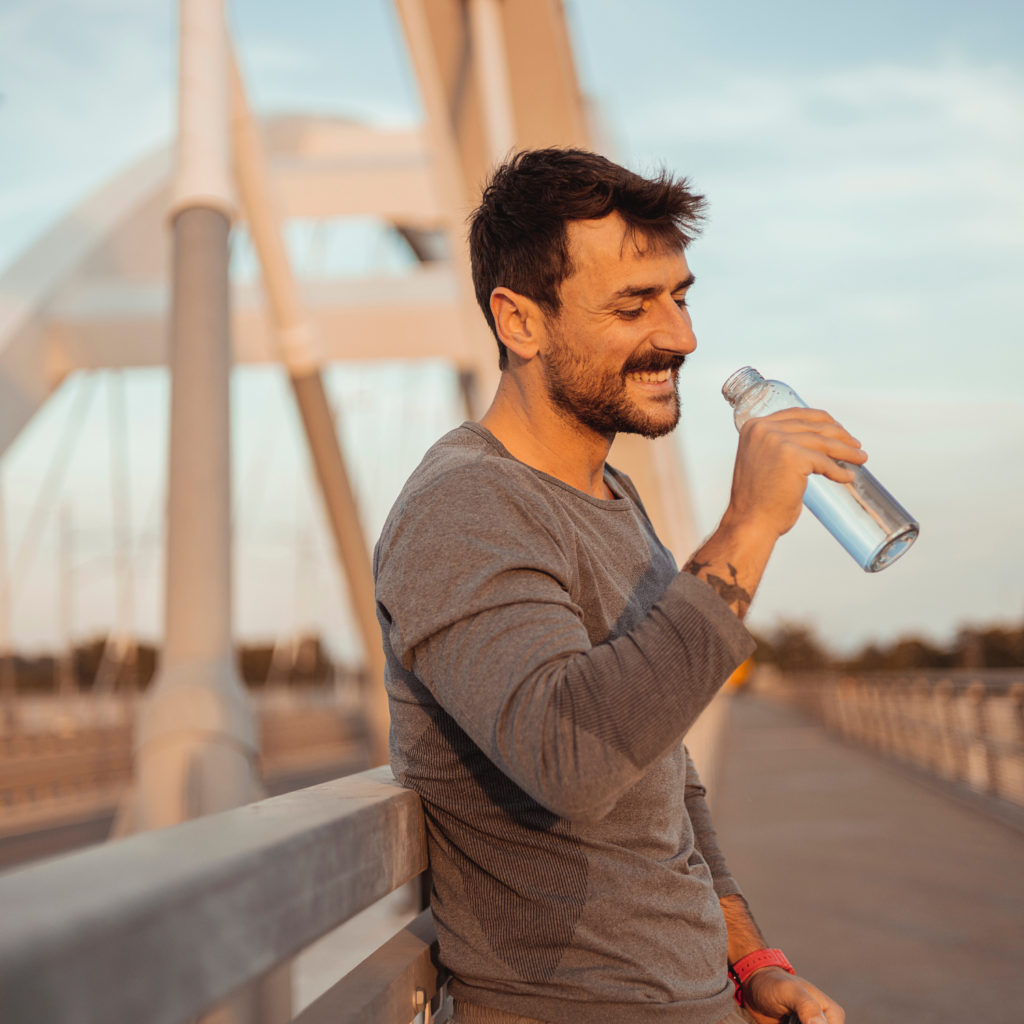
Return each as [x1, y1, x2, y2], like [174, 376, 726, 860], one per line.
[468, 148, 706, 369]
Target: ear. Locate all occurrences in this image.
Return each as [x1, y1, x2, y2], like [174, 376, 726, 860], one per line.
[490, 287, 541, 362]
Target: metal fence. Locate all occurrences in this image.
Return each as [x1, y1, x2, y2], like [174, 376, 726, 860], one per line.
[0, 688, 369, 846]
[804, 674, 1024, 808]
[0, 766, 447, 1024]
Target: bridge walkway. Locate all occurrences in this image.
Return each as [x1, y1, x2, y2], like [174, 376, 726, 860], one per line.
[713, 695, 1024, 1024]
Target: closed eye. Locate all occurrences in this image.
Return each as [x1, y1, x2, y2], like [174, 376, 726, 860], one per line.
[617, 306, 645, 320]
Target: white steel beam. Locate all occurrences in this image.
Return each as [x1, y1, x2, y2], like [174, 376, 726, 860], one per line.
[395, 0, 501, 414]
[43, 269, 465, 369]
[469, 0, 517, 164]
[230, 53, 391, 766]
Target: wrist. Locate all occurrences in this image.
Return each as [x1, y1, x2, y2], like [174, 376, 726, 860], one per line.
[716, 507, 779, 551]
[728, 948, 795, 1007]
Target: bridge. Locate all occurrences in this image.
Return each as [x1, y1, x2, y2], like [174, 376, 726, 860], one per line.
[3, 1, 1023, 1022]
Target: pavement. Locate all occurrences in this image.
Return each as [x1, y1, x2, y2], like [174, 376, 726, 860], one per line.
[713, 695, 1024, 1024]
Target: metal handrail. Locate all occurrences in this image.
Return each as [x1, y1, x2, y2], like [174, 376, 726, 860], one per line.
[816, 676, 1024, 807]
[0, 766, 428, 1024]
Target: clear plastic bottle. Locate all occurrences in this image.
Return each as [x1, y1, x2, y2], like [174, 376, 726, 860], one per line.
[722, 367, 919, 573]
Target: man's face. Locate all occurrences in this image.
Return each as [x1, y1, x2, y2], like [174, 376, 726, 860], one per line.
[541, 212, 697, 440]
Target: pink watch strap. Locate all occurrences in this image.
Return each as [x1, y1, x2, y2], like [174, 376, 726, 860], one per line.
[729, 948, 795, 1005]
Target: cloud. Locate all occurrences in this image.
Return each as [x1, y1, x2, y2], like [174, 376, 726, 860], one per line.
[627, 58, 1024, 259]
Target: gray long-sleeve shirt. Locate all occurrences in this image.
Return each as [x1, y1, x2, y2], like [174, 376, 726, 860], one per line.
[374, 423, 755, 1024]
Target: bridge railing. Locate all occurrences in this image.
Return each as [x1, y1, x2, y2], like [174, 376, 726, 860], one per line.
[759, 671, 1024, 809]
[819, 676, 1024, 806]
[0, 766, 447, 1024]
[0, 688, 368, 842]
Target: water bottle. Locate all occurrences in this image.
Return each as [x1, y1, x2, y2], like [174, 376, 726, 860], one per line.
[722, 367, 919, 573]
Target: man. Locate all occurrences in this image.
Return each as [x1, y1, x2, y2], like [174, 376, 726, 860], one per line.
[374, 150, 852, 1024]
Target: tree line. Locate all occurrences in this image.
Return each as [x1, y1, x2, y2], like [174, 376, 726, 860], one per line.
[749, 622, 1024, 674]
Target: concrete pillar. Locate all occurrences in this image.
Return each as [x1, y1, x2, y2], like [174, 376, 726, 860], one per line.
[132, 0, 257, 833]
[130, 9, 273, 1019]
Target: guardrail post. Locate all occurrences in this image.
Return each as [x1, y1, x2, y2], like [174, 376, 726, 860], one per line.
[891, 680, 910, 760]
[1006, 683, 1024, 805]
[967, 680, 998, 797]
[844, 678, 864, 743]
[911, 678, 932, 770]
[932, 680, 961, 782]
[873, 683, 893, 754]
[1009, 683, 1024, 742]
[820, 678, 838, 734]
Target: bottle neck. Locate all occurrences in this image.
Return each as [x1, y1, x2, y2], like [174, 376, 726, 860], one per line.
[722, 366, 766, 408]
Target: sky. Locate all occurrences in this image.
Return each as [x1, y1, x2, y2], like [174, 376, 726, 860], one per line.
[0, 0, 1022, 660]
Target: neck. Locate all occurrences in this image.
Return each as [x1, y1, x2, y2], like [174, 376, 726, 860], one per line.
[479, 373, 614, 499]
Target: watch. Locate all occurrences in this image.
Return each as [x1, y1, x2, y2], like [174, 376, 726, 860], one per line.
[728, 948, 795, 1005]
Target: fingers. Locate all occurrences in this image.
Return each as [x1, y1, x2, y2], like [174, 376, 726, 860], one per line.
[802, 983, 845, 1024]
[743, 410, 865, 458]
[795, 451, 850, 485]
[784, 433, 866, 468]
[740, 415, 868, 475]
[760, 406, 846, 429]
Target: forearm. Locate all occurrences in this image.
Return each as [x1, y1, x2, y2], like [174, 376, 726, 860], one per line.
[720, 893, 768, 966]
[683, 514, 776, 619]
[721, 893, 844, 1023]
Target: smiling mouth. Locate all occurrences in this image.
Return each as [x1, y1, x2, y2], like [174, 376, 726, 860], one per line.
[625, 369, 673, 384]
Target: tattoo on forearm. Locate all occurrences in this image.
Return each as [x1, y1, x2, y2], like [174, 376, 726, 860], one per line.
[704, 563, 752, 616]
[683, 558, 710, 576]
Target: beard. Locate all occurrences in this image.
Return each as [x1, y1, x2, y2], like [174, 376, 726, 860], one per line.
[542, 327, 685, 440]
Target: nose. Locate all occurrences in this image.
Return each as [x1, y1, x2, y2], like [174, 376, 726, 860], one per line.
[650, 294, 697, 356]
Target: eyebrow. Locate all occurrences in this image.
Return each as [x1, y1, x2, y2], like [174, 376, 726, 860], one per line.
[609, 274, 696, 302]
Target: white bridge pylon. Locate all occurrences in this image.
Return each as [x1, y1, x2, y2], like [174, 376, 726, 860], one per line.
[0, 0, 699, 758]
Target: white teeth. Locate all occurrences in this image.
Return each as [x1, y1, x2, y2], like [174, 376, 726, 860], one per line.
[628, 369, 671, 383]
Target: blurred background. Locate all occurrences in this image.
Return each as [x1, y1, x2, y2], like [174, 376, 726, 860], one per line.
[1, 0, 1022, 666]
[1, 3, 1022, 1023]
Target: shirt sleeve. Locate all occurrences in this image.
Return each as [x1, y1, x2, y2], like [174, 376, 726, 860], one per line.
[376, 461, 755, 824]
[685, 748, 742, 900]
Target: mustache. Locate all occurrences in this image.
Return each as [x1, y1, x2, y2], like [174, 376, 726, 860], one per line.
[621, 351, 687, 377]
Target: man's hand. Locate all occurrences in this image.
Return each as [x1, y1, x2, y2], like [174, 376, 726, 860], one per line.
[718, 895, 844, 1024]
[728, 407, 867, 540]
[683, 408, 866, 619]
[742, 965, 845, 1024]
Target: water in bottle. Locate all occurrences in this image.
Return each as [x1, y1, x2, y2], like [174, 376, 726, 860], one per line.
[722, 367, 919, 573]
